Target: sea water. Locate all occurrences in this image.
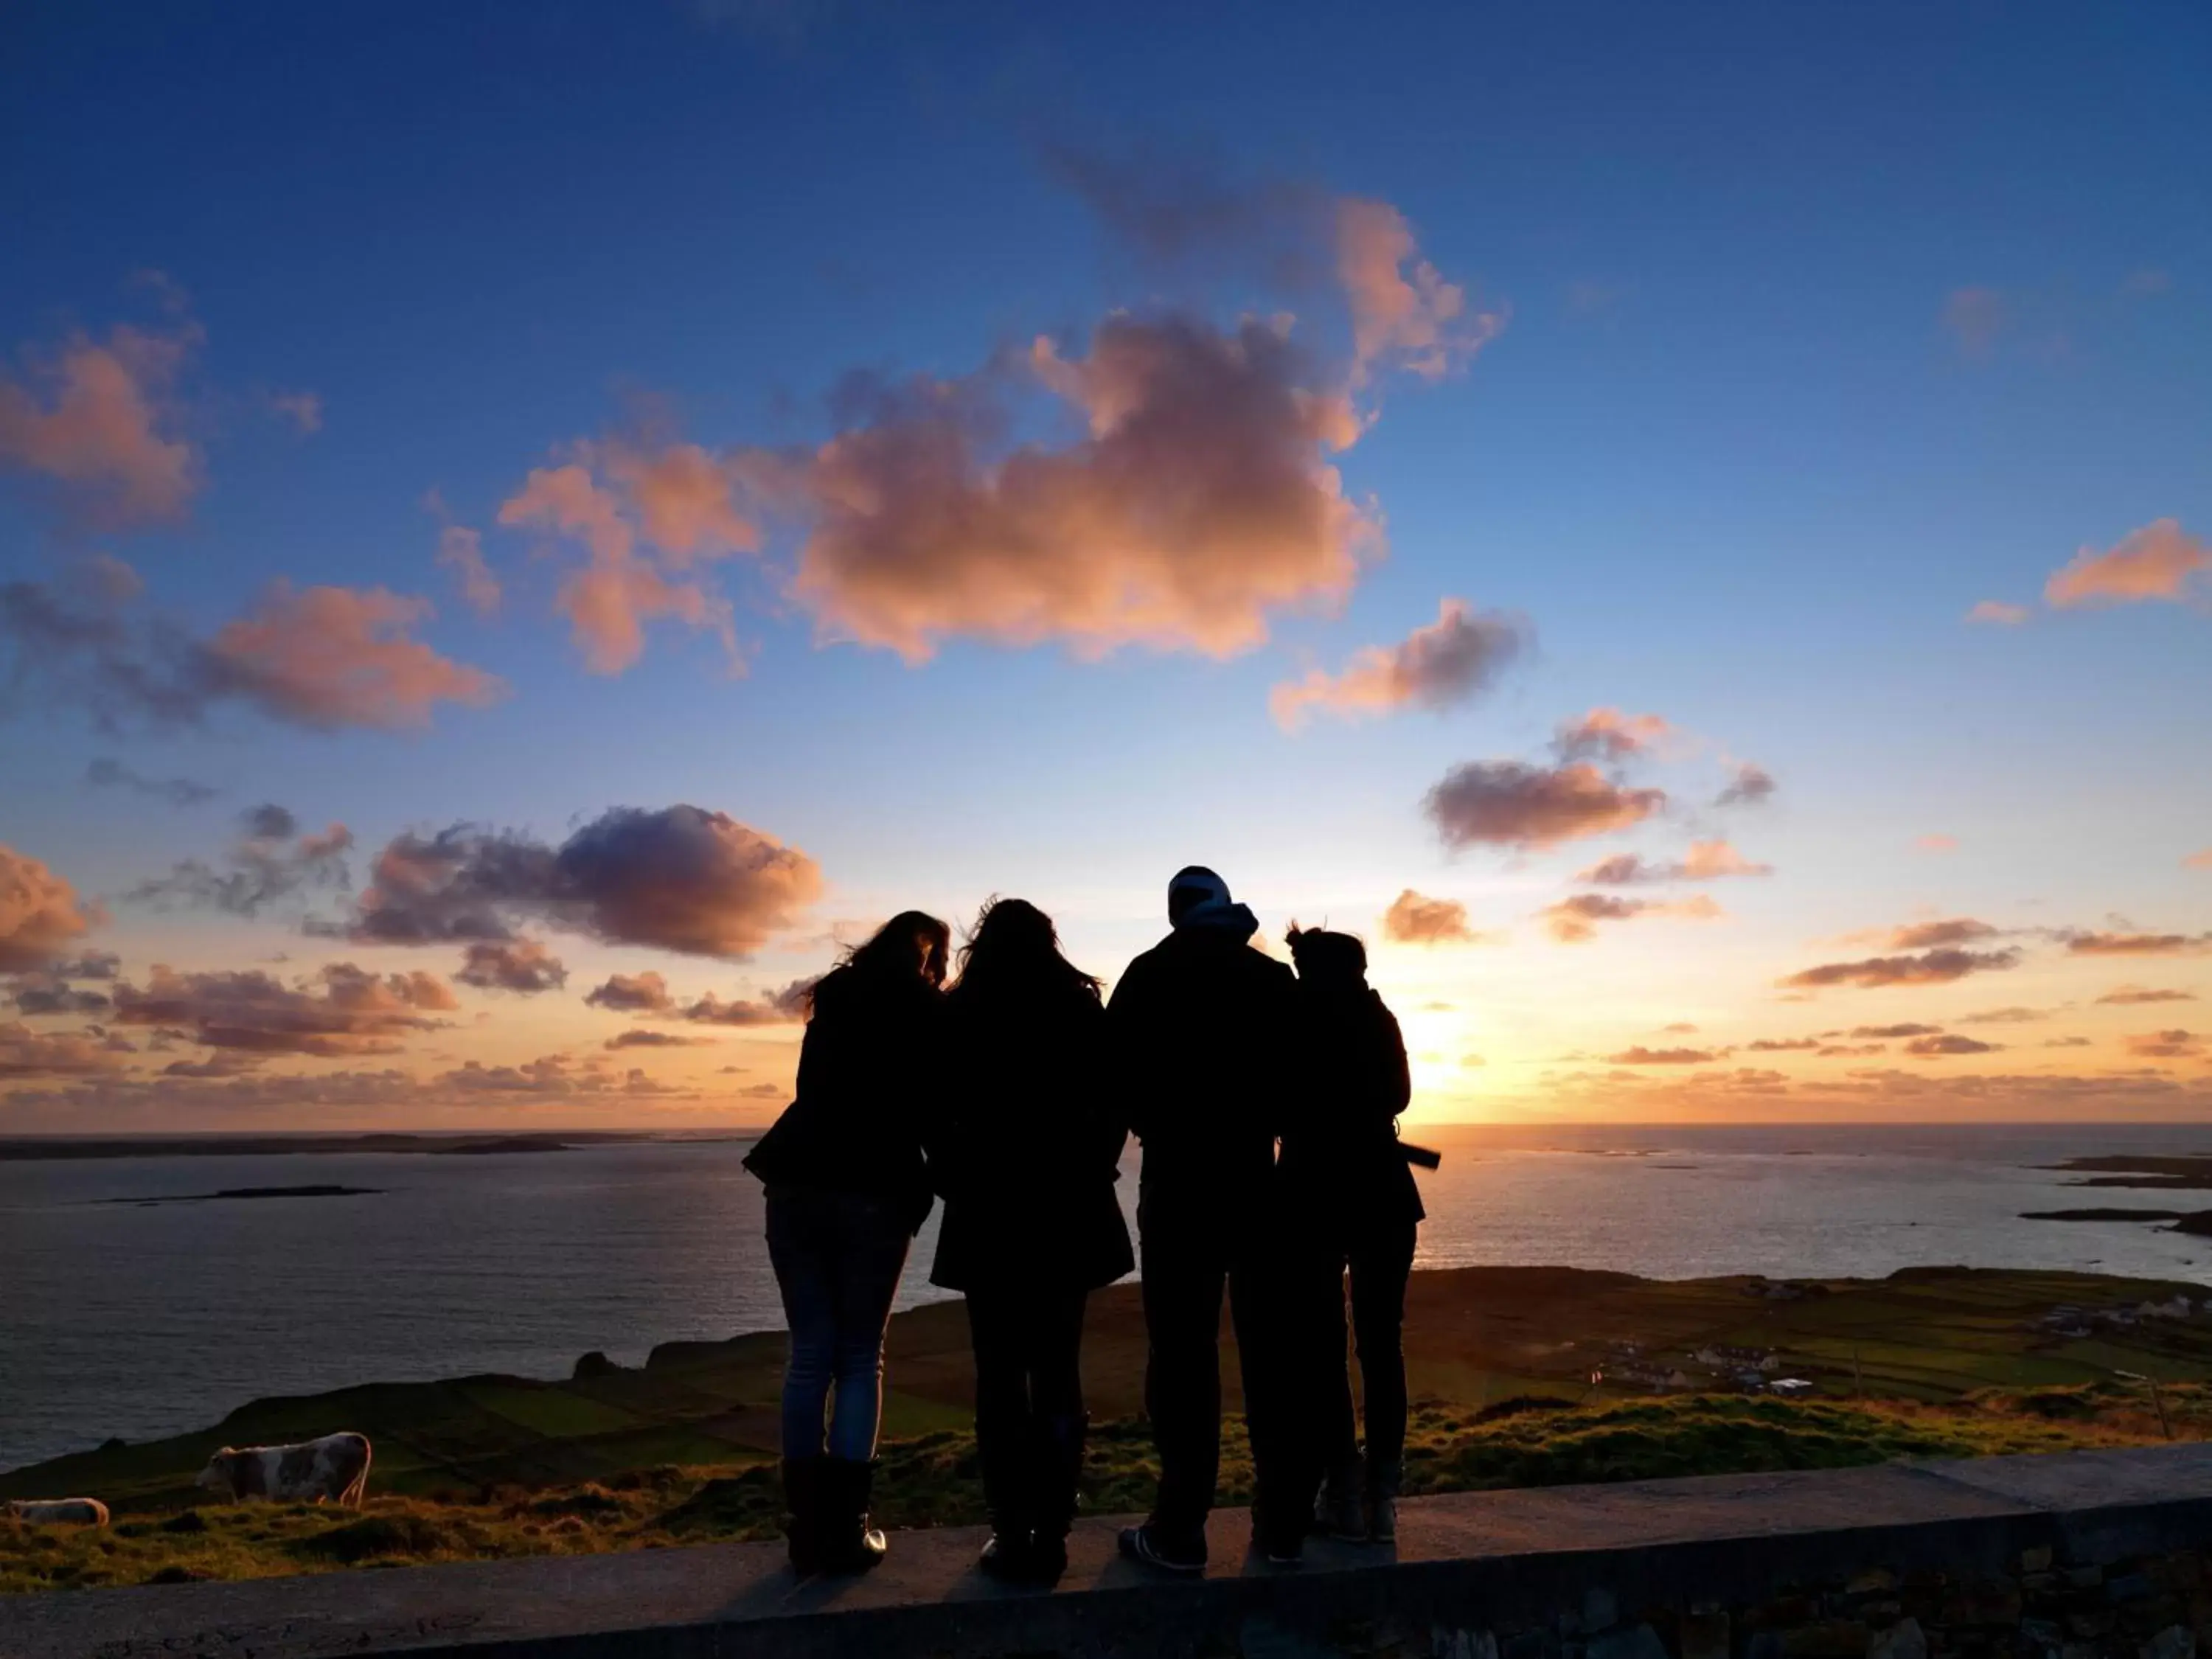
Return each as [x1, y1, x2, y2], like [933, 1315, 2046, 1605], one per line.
[7, 1121, 2212, 1471]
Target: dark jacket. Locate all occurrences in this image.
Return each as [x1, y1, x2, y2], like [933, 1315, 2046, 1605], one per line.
[1276, 984, 1425, 1235]
[926, 978, 1133, 1293]
[1107, 922, 1298, 1224]
[742, 963, 942, 1233]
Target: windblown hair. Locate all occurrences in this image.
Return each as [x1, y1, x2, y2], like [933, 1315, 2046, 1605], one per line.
[953, 896, 1102, 1002]
[815, 909, 952, 1009]
[1285, 922, 1368, 988]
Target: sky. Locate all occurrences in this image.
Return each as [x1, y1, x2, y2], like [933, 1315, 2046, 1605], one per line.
[1, 0, 2208, 1130]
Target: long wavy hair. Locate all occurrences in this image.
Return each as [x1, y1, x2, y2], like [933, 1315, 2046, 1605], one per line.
[813, 909, 951, 1011]
[953, 897, 1102, 1003]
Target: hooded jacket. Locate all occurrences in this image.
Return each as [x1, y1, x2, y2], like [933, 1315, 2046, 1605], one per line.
[1276, 981, 1425, 1235]
[741, 962, 943, 1233]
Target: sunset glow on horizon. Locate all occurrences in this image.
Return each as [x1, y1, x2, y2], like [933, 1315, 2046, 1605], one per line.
[3, 3, 2208, 1131]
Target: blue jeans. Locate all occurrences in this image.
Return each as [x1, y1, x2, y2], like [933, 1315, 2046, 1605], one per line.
[765, 1184, 913, 1462]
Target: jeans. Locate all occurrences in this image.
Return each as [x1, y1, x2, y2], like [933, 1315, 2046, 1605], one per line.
[765, 1184, 913, 1463]
[1137, 1200, 1267, 1540]
[966, 1285, 1089, 1531]
[1317, 1222, 1417, 1472]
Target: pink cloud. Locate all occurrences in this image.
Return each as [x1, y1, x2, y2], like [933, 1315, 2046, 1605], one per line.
[111, 962, 454, 1060]
[2045, 519, 2210, 610]
[206, 582, 505, 731]
[1380, 889, 1480, 945]
[1426, 760, 1666, 851]
[1335, 198, 1503, 383]
[1576, 840, 1771, 884]
[455, 939, 567, 994]
[1778, 947, 2022, 990]
[1270, 598, 1528, 729]
[1888, 917, 2000, 950]
[1914, 834, 1960, 855]
[1553, 708, 1673, 765]
[0, 318, 201, 526]
[1540, 892, 1721, 943]
[437, 525, 501, 617]
[2188, 848, 2212, 872]
[0, 845, 100, 973]
[1714, 762, 1776, 807]
[1966, 600, 2028, 626]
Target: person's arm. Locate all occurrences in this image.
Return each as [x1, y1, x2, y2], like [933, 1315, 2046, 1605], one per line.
[1078, 998, 1130, 1174]
[1376, 1002, 1412, 1125]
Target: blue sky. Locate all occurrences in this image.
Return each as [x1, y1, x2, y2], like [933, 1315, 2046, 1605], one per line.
[2, 0, 2208, 1127]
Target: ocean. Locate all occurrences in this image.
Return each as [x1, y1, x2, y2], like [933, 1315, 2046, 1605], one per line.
[7, 1121, 2212, 1473]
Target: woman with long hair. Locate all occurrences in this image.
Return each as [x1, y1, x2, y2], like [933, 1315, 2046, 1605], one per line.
[1278, 924, 1424, 1545]
[743, 910, 951, 1574]
[927, 897, 1131, 1583]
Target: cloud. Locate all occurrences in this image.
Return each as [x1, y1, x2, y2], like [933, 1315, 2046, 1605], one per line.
[1540, 892, 1721, 942]
[1888, 917, 2000, 950]
[1905, 1034, 2000, 1057]
[676, 979, 813, 1026]
[765, 315, 1377, 665]
[1576, 841, 1772, 884]
[1333, 197, 1503, 383]
[2125, 1030, 2204, 1060]
[84, 757, 218, 807]
[337, 805, 823, 959]
[438, 525, 501, 617]
[1605, 1046, 1719, 1065]
[454, 939, 568, 994]
[2098, 987, 2197, 1006]
[268, 391, 323, 434]
[1966, 600, 2029, 627]
[1270, 599, 1528, 729]
[2044, 1036, 2094, 1048]
[1, 563, 502, 733]
[8, 970, 113, 1015]
[498, 435, 753, 673]
[0, 1021, 132, 1079]
[1425, 761, 1666, 851]
[1380, 888, 1479, 945]
[1958, 1006, 2050, 1024]
[0, 315, 201, 526]
[605, 1029, 712, 1050]
[1552, 708, 1673, 765]
[1913, 834, 1960, 855]
[1745, 1037, 1821, 1052]
[110, 963, 454, 1059]
[2187, 849, 2212, 872]
[2061, 931, 2212, 957]
[1714, 762, 1776, 807]
[128, 810, 352, 917]
[1850, 1023, 1945, 1039]
[1778, 947, 2022, 990]
[585, 970, 672, 1013]
[2045, 520, 2210, 610]
[0, 845, 100, 973]
[1942, 287, 2008, 355]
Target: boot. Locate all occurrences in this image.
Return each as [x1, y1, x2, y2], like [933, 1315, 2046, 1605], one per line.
[1314, 1451, 1367, 1541]
[815, 1456, 888, 1572]
[780, 1457, 823, 1574]
[1366, 1457, 1401, 1544]
[975, 1416, 1032, 1580]
[1023, 1412, 1087, 1584]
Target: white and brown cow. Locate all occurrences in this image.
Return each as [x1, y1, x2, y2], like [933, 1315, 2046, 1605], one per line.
[195, 1432, 371, 1506]
[6, 1498, 109, 1527]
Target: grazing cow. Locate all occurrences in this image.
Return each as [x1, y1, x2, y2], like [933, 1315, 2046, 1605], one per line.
[194, 1432, 371, 1506]
[7, 1498, 109, 1527]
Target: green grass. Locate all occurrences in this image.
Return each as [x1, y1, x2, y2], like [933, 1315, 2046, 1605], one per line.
[5, 1383, 2204, 1595]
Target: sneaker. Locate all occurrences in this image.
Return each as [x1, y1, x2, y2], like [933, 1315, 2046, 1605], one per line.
[1117, 1522, 1206, 1573]
[1314, 1456, 1368, 1542]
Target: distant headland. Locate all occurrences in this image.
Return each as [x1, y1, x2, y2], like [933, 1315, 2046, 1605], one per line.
[0, 1131, 753, 1163]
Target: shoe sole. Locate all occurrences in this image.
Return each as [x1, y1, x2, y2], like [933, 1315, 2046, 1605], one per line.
[1119, 1533, 1206, 1573]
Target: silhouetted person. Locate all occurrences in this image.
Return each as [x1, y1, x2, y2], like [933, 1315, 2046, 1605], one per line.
[1279, 924, 1423, 1544]
[926, 898, 1132, 1584]
[1109, 866, 1298, 1573]
[743, 911, 950, 1574]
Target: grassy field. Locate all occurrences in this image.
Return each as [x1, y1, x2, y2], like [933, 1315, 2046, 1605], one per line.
[8, 1264, 2212, 1593]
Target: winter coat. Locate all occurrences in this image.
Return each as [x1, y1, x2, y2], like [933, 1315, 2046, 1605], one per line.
[1275, 984, 1425, 1238]
[742, 963, 943, 1233]
[926, 978, 1133, 1293]
[1107, 919, 1298, 1226]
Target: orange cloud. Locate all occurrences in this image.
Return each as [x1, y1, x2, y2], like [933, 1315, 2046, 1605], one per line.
[0, 316, 200, 526]
[0, 1022, 132, 1079]
[606, 1029, 712, 1051]
[2062, 931, 2212, 957]
[2125, 1029, 2205, 1060]
[773, 315, 1375, 664]
[585, 971, 672, 1013]
[0, 846, 100, 973]
[111, 963, 454, 1060]
[1540, 892, 1721, 942]
[1965, 600, 2028, 626]
[1426, 761, 1666, 851]
[2098, 987, 2197, 1006]
[1888, 917, 2000, 950]
[1335, 198, 1503, 383]
[1270, 598, 1527, 729]
[2044, 519, 2210, 609]
[438, 525, 501, 617]
[1576, 840, 1772, 884]
[339, 805, 822, 959]
[1905, 1033, 2000, 1057]
[2185, 849, 2212, 872]
[1914, 834, 1960, 854]
[1604, 1046, 1720, 1065]
[1553, 707, 1673, 764]
[1778, 947, 2022, 990]
[1380, 888, 1479, 945]
[455, 939, 568, 994]
[206, 582, 504, 731]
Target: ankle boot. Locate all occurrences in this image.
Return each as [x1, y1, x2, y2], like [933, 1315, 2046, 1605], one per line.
[975, 1416, 1032, 1579]
[815, 1456, 888, 1572]
[780, 1456, 823, 1573]
[1024, 1412, 1088, 1583]
[1314, 1451, 1367, 1540]
[1366, 1457, 1401, 1544]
